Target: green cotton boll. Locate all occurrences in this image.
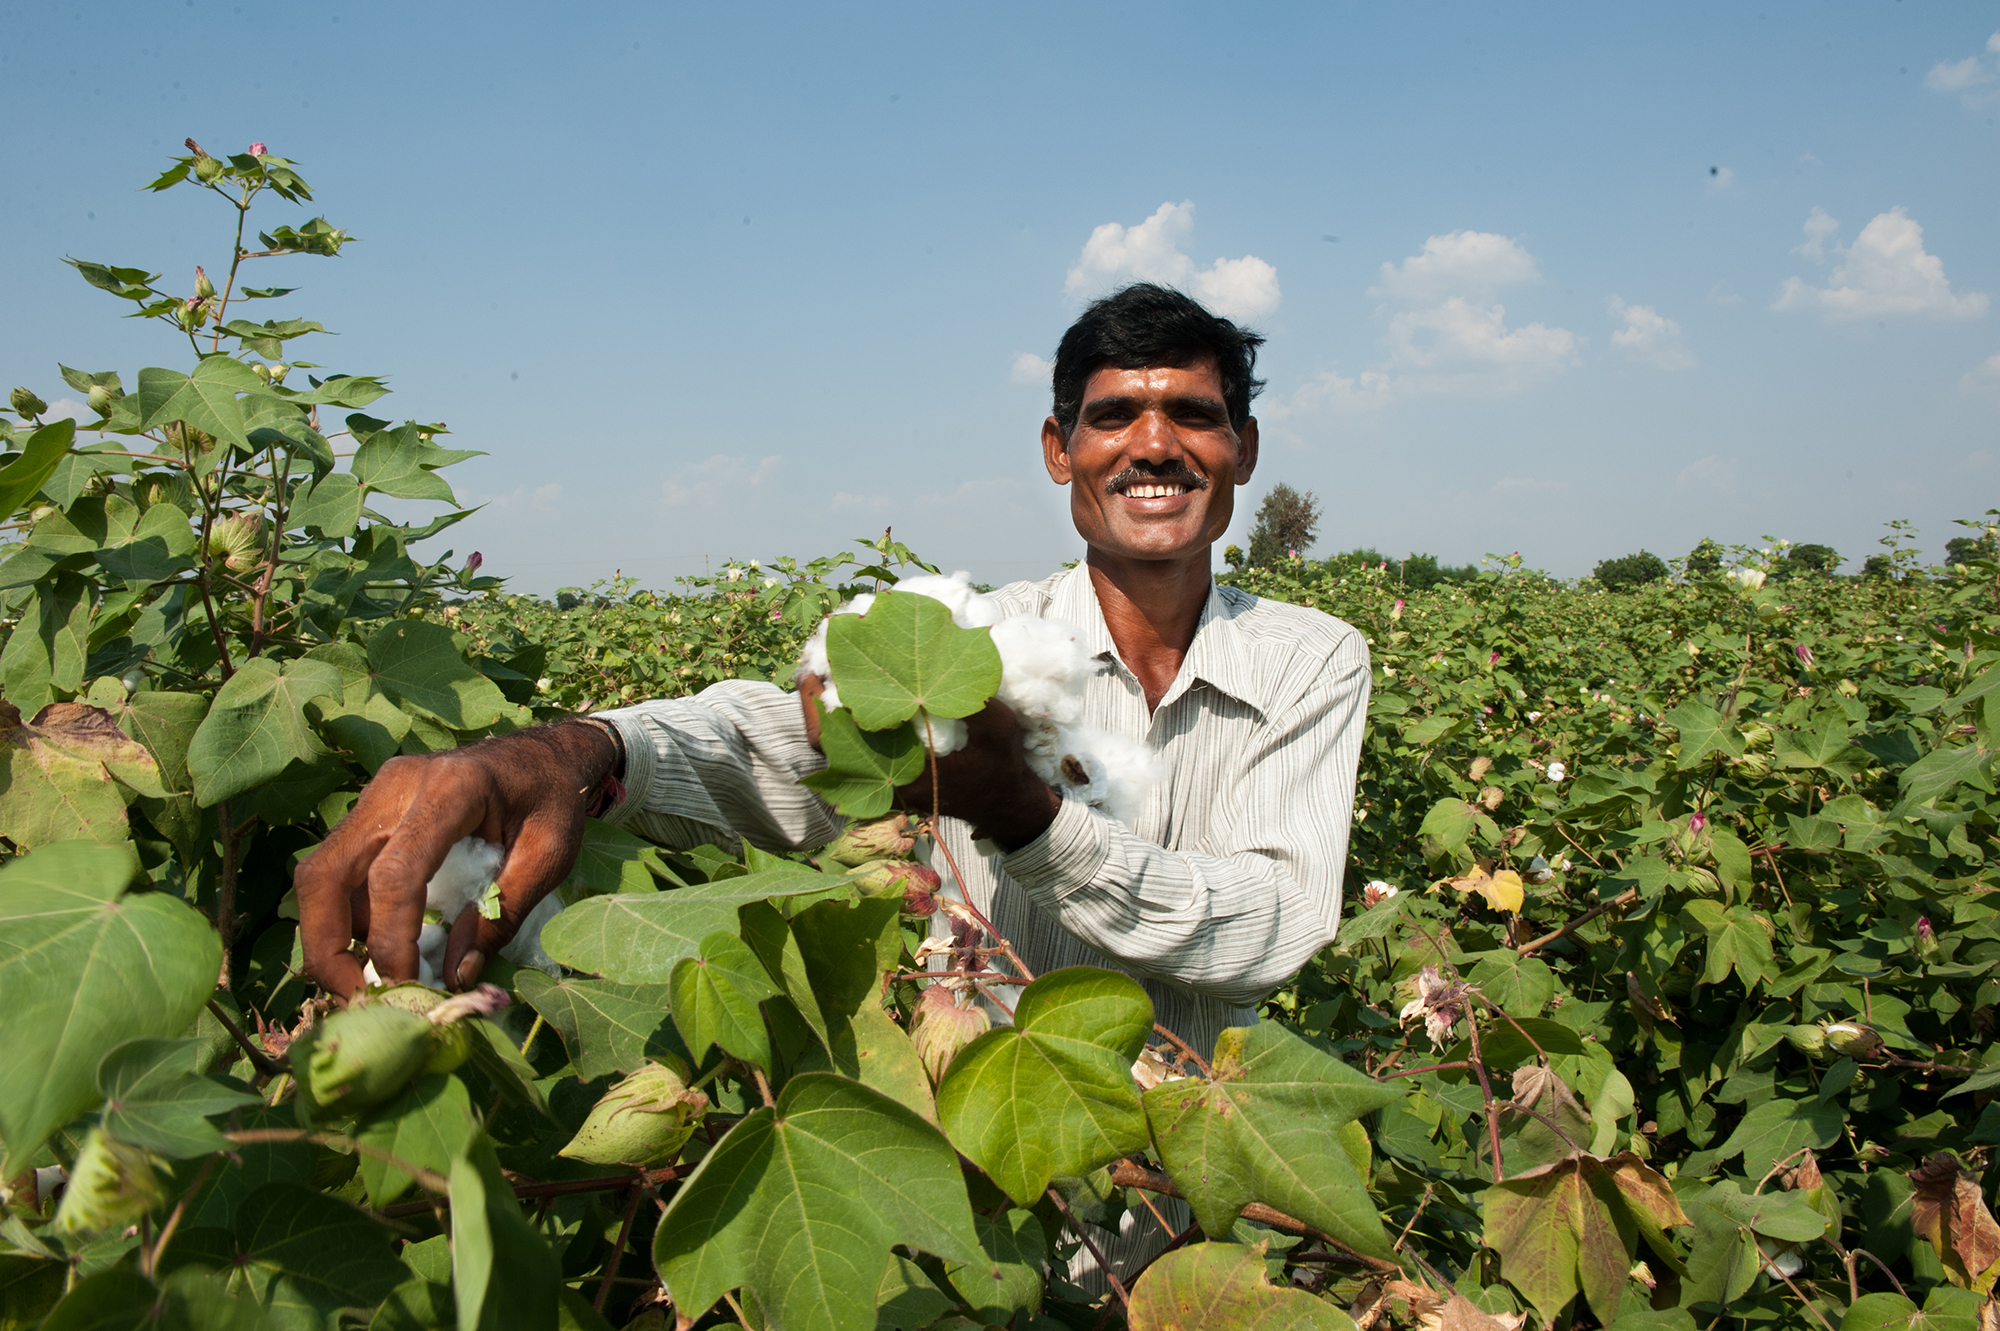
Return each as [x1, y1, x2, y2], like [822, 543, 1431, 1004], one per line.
[821, 814, 917, 867]
[908, 985, 991, 1084]
[55, 1128, 169, 1239]
[8, 387, 46, 418]
[558, 1062, 708, 1169]
[1784, 1025, 1827, 1054]
[305, 1005, 437, 1113]
[424, 1021, 474, 1076]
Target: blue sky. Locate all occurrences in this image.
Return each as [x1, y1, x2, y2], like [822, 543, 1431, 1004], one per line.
[4, 2, 1997, 591]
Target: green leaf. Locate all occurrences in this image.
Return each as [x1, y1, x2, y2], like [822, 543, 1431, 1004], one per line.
[1664, 701, 1745, 770]
[95, 1038, 257, 1158]
[539, 871, 845, 983]
[0, 1252, 65, 1328]
[653, 1072, 984, 1331]
[1126, 1240, 1355, 1331]
[367, 620, 511, 730]
[170, 1182, 412, 1330]
[561, 817, 680, 896]
[0, 699, 165, 849]
[137, 358, 266, 450]
[289, 473, 362, 539]
[935, 967, 1154, 1205]
[0, 573, 92, 715]
[947, 1208, 1047, 1325]
[0, 418, 74, 517]
[825, 591, 1002, 729]
[1712, 1098, 1844, 1183]
[464, 1020, 553, 1121]
[670, 931, 780, 1068]
[798, 710, 926, 818]
[1483, 1157, 1636, 1325]
[1775, 715, 1855, 772]
[355, 1073, 476, 1206]
[186, 655, 345, 806]
[1681, 902, 1775, 991]
[796, 1000, 940, 1125]
[514, 972, 687, 1080]
[451, 1135, 559, 1331]
[1901, 742, 1995, 806]
[40, 1267, 265, 1331]
[1680, 1180, 1826, 1308]
[0, 842, 218, 1175]
[876, 1254, 956, 1331]
[1144, 1023, 1400, 1257]
[1467, 951, 1556, 1017]
[1841, 1294, 1922, 1331]
[351, 422, 479, 503]
[94, 500, 197, 586]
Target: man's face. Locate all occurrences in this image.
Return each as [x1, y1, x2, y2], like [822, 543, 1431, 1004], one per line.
[1041, 359, 1259, 566]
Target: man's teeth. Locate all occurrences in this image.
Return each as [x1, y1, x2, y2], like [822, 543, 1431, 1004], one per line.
[1125, 483, 1187, 498]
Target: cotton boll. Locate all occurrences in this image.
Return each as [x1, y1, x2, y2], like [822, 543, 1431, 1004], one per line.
[889, 572, 1001, 628]
[915, 710, 968, 757]
[1049, 725, 1160, 826]
[426, 837, 506, 924]
[990, 616, 1091, 726]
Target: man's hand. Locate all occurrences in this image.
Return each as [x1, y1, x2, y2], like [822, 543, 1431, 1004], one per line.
[797, 675, 1059, 850]
[295, 722, 617, 1001]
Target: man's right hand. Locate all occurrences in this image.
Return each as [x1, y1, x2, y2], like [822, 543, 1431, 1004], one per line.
[295, 721, 618, 1001]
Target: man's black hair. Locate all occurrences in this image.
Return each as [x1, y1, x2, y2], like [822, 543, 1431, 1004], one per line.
[1049, 283, 1266, 436]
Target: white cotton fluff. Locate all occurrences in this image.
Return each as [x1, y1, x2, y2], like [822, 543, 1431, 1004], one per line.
[798, 572, 1161, 825]
[361, 836, 564, 989]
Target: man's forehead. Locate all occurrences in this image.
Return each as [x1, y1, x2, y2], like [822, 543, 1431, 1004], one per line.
[1079, 359, 1224, 403]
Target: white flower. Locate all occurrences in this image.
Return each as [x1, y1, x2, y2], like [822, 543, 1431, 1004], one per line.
[1734, 568, 1767, 590]
[536, 677, 552, 690]
[1527, 710, 1542, 722]
[1546, 761, 1567, 782]
[1363, 881, 1399, 907]
[725, 566, 744, 582]
[762, 577, 779, 589]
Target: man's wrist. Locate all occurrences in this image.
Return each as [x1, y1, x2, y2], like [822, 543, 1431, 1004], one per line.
[981, 775, 1062, 852]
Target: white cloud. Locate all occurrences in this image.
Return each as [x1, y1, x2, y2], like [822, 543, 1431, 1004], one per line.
[1966, 352, 2000, 397]
[1924, 35, 2000, 105]
[1797, 206, 1840, 262]
[1607, 296, 1695, 370]
[479, 482, 562, 514]
[1675, 455, 1741, 504]
[41, 397, 94, 425]
[1064, 201, 1281, 322]
[1707, 282, 1743, 306]
[1385, 298, 1576, 377]
[1707, 166, 1735, 193]
[662, 454, 781, 508]
[1774, 207, 1989, 320]
[1009, 352, 1052, 385]
[828, 491, 895, 515]
[1369, 230, 1541, 300]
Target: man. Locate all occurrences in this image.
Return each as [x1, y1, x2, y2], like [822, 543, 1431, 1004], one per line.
[297, 282, 1369, 1058]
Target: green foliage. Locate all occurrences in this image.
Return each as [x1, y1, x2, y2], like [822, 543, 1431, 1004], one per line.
[1594, 549, 1669, 591]
[1245, 481, 1322, 567]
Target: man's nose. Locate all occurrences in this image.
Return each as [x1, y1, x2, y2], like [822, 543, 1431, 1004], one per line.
[1125, 407, 1183, 460]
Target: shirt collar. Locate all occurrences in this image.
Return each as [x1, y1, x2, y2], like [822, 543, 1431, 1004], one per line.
[1048, 564, 1267, 716]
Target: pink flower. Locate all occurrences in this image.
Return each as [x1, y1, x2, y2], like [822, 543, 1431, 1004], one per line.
[1393, 598, 1405, 612]
[1917, 916, 1934, 942]
[1489, 651, 1501, 664]
[1689, 812, 1706, 834]
[248, 142, 268, 156]
[465, 551, 483, 575]
[1794, 643, 1814, 668]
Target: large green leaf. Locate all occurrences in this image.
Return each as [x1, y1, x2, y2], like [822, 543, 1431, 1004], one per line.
[367, 620, 510, 730]
[451, 1135, 558, 1331]
[825, 591, 1002, 730]
[351, 423, 479, 503]
[137, 358, 266, 450]
[946, 1208, 1047, 1325]
[935, 967, 1153, 1206]
[161, 1182, 410, 1331]
[289, 473, 362, 539]
[1712, 1097, 1844, 1180]
[96, 1038, 258, 1158]
[798, 709, 926, 818]
[1679, 1180, 1826, 1309]
[514, 971, 687, 1079]
[0, 842, 219, 1175]
[561, 818, 680, 896]
[95, 500, 196, 586]
[653, 1072, 984, 1331]
[0, 419, 75, 517]
[40, 1267, 265, 1331]
[1681, 901, 1774, 991]
[355, 1073, 476, 1206]
[112, 690, 210, 793]
[186, 656, 345, 807]
[1483, 1157, 1634, 1325]
[795, 1000, 939, 1125]
[1126, 1241, 1355, 1331]
[540, 871, 846, 982]
[1901, 742, 1995, 806]
[1664, 700, 1745, 770]
[0, 700, 166, 848]
[1142, 1022, 1401, 1257]
[670, 931, 780, 1069]
[0, 573, 92, 714]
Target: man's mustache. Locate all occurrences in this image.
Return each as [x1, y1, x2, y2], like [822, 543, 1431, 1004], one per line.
[1103, 463, 1210, 496]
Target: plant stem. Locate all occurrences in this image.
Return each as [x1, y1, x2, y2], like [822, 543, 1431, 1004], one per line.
[1045, 1186, 1131, 1310]
[1150, 1023, 1212, 1078]
[226, 1129, 450, 1194]
[375, 1166, 680, 1219]
[206, 997, 285, 1076]
[143, 1154, 217, 1277]
[1516, 888, 1640, 956]
[1104, 1161, 1404, 1276]
[1464, 1016, 1506, 1183]
[216, 799, 239, 984]
[750, 1067, 775, 1108]
[595, 1181, 646, 1313]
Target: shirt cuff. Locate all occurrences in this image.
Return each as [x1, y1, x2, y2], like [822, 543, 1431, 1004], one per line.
[1001, 793, 1111, 906]
[588, 709, 655, 827]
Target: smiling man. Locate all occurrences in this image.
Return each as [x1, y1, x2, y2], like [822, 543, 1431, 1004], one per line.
[297, 282, 1369, 1053]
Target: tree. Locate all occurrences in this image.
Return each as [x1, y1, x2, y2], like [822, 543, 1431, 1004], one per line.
[1245, 483, 1321, 567]
[1594, 550, 1668, 591]
[1686, 538, 1723, 576]
[1400, 552, 1479, 590]
[1945, 531, 1998, 566]
[1777, 543, 1840, 578]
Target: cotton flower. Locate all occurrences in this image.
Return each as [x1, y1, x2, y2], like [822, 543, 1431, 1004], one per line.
[248, 142, 268, 156]
[1399, 965, 1470, 1048]
[1363, 881, 1399, 907]
[1689, 812, 1706, 834]
[1546, 761, 1567, 782]
[1735, 568, 1767, 590]
[465, 551, 483, 576]
[1794, 643, 1814, 669]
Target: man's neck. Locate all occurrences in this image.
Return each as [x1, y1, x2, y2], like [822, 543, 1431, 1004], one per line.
[1084, 547, 1213, 712]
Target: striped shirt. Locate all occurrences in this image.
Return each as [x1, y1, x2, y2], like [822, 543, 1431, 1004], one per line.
[594, 563, 1369, 1054]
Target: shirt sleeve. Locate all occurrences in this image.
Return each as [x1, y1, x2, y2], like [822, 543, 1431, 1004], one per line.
[997, 630, 1370, 1007]
[590, 679, 842, 855]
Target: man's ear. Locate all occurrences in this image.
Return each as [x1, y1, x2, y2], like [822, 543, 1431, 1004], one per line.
[1235, 417, 1260, 483]
[1041, 416, 1072, 485]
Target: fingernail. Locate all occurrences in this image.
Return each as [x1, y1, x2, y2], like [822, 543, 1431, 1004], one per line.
[455, 950, 486, 990]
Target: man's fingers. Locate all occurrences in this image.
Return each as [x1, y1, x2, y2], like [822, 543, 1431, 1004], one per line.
[798, 674, 826, 750]
[296, 796, 396, 999]
[365, 761, 495, 982]
[444, 810, 582, 990]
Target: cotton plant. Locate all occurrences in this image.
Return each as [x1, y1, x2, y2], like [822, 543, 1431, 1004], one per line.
[798, 571, 1160, 825]
[361, 837, 564, 989]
